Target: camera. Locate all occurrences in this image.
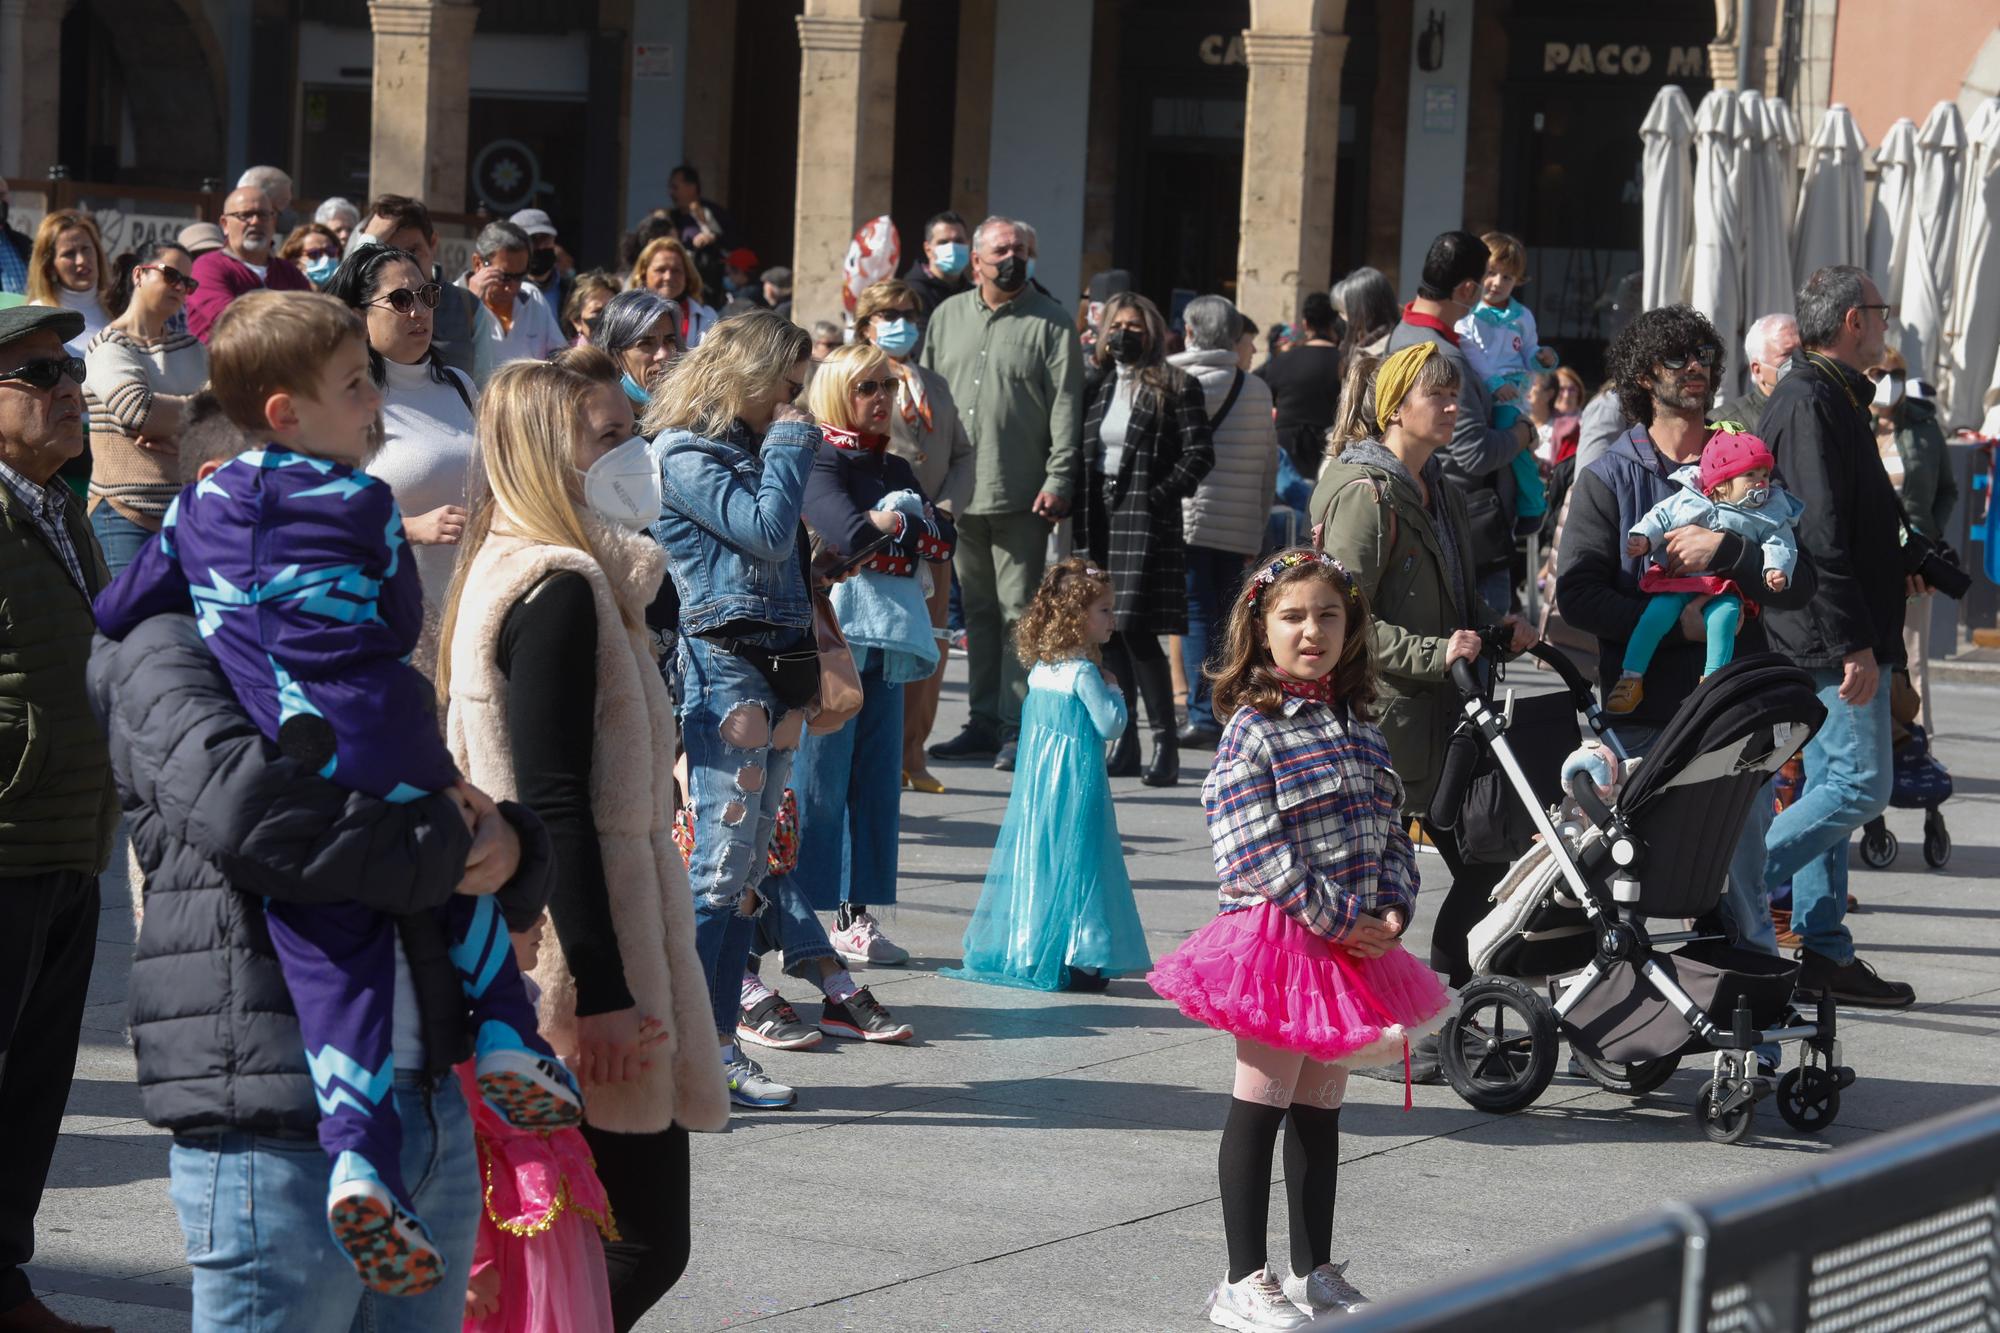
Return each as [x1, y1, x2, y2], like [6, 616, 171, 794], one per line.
[1903, 529, 1973, 600]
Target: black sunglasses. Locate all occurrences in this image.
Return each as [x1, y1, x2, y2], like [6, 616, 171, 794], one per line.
[0, 357, 86, 391]
[140, 264, 200, 293]
[783, 377, 805, 402]
[1660, 346, 1721, 371]
[368, 283, 443, 315]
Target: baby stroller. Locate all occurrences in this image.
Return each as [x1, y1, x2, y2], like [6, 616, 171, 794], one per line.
[1857, 723, 1953, 870]
[1433, 650, 1856, 1145]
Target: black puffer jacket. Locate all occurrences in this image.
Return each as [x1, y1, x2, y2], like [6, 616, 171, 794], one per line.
[89, 614, 552, 1137]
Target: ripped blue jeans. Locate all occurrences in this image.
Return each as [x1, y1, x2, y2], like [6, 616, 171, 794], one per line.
[677, 633, 809, 1037]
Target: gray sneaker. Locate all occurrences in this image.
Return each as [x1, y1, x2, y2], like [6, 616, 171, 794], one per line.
[1283, 1261, 1371, 1315]
[737, 993, 824, 1051]
[724, 1052, 797, 1109]
[831, 909, 910, 966]
[1207, 1269, 1310, 1331]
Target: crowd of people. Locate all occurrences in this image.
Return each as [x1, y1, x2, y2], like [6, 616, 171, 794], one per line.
[0, 157, 1968, 1333]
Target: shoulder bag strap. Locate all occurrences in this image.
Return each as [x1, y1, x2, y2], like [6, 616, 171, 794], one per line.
[1206, 368, 1246, 432]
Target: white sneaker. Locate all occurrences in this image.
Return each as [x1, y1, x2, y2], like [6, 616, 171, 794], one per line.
[1283, 1261, 1372, 1315]
[831, 910, 910, 966]
[1207, 1268, 1311, 1332]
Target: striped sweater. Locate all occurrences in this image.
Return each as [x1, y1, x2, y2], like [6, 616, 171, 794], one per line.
[83, 326, 209, 526]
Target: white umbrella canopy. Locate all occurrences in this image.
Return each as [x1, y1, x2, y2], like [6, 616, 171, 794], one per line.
[1898, 100, 1968, 378]
[1943, 97, 2000, 426]
[1741, 93, 1797, 343]
[1691, 91, 1749, 397]
[1868, 117, 1919, 307]
[1641, 85, 1697, 311]
[1794, 104, 1869, 287]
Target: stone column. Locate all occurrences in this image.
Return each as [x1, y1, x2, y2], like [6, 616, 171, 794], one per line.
[367, 0, 479, 209]
[791, 0, 903, 330]
[1236, 0, 1349, 332]
[0, 0, 63, 181]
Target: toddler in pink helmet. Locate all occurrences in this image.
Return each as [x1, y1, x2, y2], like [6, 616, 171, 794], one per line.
[1608, 429, 1803, 714]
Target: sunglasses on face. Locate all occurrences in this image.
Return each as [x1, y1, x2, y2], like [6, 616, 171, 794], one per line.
[852, 379, 892, 398]
[368, 283, 443, 315]
[488, 269, 527, 287]
[0, 357, 87, 391]
[1660, 346, 1721, 371]
[140, 264, 200, 293]
[783, 378, 805, 403]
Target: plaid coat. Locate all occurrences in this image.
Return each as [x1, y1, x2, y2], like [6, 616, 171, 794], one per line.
[1073, 363, 1214, 636]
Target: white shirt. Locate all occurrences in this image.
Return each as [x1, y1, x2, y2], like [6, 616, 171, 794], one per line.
[1099, 365, 1137, 476]
[58, 288, 107, 355]
[366, 357, 480, 607]
[469, 280, 565, 385]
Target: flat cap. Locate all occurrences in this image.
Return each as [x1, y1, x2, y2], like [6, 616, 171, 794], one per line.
[179, 222, 226, 255]
[0, 305, 85, 349]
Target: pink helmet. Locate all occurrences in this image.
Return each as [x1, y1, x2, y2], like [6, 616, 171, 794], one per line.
[1699, 429, 1774, 494]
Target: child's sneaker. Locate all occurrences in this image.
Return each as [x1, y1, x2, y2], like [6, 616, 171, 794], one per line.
[820, 987, 914, 1042]
[1605, 673, 1644, 714]
[1206, 1268, 1311, 1331]
[474, 1021, 582, 1129]
[725, 1052, 797, 1109]
[1283, 1261, 1372, 1315]
[831, 908, 910, 966]
[326, 1151, 445, 1297]
[738, 992, 824, 1051]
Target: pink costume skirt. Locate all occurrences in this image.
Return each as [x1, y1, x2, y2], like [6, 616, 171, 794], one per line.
[1147, 901, 1454, 1067]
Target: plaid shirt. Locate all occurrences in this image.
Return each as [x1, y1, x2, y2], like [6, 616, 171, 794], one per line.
[1202, 698, 1419, 941]
[0, 457, 88, 594]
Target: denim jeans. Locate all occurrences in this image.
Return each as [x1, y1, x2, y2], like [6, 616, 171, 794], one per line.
[677, 634, 803, 1036]
[1478, 567, 1513, 619]
[1182, 545, 1248, 729]
[88, 504, 154, 578]
[793, 654, 903, 913]
[750, 872, 840, 980]
[1762, 668, 1893, 964]
[167, 1073, 477, 1333]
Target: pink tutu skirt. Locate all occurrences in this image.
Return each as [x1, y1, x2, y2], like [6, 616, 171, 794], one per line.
[1147, 902, 1454, 1066]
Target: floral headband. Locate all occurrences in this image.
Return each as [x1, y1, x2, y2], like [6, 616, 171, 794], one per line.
[1244, 550, 1357, 609]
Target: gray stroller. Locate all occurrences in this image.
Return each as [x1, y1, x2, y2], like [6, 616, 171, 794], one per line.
[1432, 649, 1857, 1144]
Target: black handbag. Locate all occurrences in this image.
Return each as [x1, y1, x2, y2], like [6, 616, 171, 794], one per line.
[1432, 688, 1580, 864]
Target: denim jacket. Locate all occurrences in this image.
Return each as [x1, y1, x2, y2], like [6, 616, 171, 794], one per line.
[651, 417, 819, 638]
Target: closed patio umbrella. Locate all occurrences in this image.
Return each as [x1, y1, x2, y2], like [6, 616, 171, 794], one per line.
[1691, 90, 1748, 397]
[1793, 104, 1869, 287]
[1868, 117, 1919, 307]
[1898, 101, 1968, 378]
[1741, 93, 1797, 342]
[1943, 97, 2000, 426]
[1641, 85, 1696, 311]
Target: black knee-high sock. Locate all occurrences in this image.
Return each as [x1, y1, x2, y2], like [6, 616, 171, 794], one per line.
[1219, 1097, 1289, 1282]
[1283, 1104, 1341, 1278]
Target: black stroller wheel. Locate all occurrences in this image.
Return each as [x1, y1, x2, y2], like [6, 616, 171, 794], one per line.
[1695, 1078, 1755, 1144]
[1775, 1067, 1841, 1134]
[1923, 810, 1951, 869]
[1858, 822, 1898, 870]
[1440, 978, 1558, 1113]
[1572, 1050, 1680, 1097]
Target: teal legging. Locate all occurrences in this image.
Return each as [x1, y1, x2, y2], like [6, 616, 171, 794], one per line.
[1622, 591, 1741, 678]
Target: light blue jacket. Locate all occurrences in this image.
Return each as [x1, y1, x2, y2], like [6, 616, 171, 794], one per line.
[830, 488, 938, 684]
[1629, 464, 1805, 582]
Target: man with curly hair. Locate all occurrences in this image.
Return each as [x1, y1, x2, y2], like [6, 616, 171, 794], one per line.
[1554, 304, 1816, 1034]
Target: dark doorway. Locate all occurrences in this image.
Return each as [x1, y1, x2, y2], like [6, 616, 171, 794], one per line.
[889, 0, 960, 276]
[726, 0, 805, 277]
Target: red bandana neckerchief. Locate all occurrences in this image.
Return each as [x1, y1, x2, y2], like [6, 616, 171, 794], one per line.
[820, 424, 889, 453]
[1274, 670, 1338, 705]
[1399, 302, 1461, 347]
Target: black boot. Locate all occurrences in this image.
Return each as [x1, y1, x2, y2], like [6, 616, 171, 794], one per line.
[1135, 656, 1179, 787]
[1103, 635, 1140, 777]
[1106, 720, 1141, 776]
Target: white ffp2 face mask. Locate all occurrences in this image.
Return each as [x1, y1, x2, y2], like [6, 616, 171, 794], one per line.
[581, 436, 661, 530]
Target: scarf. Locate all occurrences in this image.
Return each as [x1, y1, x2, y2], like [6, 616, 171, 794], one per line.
[1274, 669, 1339, 705]
[1339, 438, 1471, 624]
[820, 423, 888, 453]
[893, 360, 933, 430]
[1374, 341, 1439, 432]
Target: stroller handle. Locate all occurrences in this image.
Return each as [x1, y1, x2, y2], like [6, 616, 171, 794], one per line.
[1448, 632, 1596, 710]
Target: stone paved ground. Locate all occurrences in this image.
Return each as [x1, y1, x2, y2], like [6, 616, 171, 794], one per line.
[28, 660, 2000, 1331]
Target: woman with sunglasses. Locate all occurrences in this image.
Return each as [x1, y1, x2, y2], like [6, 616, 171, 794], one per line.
[278, 221, 344, 289]
[80, 242, 208, 573]
[324, 245, 479, 614]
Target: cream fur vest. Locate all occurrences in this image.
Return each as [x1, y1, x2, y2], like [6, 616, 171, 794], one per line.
[446, 520, 728, 1135]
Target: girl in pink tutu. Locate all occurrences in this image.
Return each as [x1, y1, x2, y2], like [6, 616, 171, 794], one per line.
[459, 914, 623, 1333]
[1148, 547, 1452, 1333]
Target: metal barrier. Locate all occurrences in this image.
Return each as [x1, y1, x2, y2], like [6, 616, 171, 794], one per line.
[1332, 1096, 2000, 1332]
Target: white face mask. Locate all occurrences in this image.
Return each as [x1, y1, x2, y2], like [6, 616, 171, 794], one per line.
[580, 436, 661, 530]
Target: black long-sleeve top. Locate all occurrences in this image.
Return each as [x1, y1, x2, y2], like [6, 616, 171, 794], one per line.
[801, 438, 956, 574]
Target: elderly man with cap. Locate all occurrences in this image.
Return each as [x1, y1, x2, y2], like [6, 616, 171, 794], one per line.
[509, 206, 567, 319]
[0, 305, 119, 1333]
[184, 185, 313, 342]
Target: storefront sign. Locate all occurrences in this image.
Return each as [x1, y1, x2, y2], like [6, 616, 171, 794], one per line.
[1542, 41, 1705, 78]
[1197, 32, 1245, 66]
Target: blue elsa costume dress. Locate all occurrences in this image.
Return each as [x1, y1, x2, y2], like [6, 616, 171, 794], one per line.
[945, 657, 1152, 990]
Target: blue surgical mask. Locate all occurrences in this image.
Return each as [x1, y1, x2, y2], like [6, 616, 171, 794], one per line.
[304, 255, 338, 285]
[931, 242, 968, 277]
[1025, 257, 1037, 283]
[874, 317, 918, 358]
[620, 371, 650, 407]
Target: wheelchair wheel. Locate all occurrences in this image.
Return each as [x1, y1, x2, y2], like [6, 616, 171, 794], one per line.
[1775, 1067, 1841, 1134]
[1923, 809, 1951, 870]
[1572, 1050, 1680, 1097]
[1440, 978, 1558, 1113]
[1858, 820, 1898, 870]
[1695, 1078, 1756, 1144]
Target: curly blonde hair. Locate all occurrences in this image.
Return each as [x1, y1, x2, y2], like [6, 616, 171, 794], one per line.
[1208, 549, 1381, 721]
[1014, 558, 1112, 667]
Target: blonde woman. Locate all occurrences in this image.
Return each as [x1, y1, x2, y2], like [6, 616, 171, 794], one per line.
[627, 236, 716, 348]
[439, 360, 726, 1329]
[28, 210, 114, 353]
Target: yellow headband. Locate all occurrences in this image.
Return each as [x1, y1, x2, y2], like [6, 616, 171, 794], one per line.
[1374, 341, 1439, 433]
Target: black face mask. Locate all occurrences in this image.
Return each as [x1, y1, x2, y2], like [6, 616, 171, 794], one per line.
[1106, 328, 1146, 364]
[990, 255, 1028, 293]
[527, 248, 557, 277]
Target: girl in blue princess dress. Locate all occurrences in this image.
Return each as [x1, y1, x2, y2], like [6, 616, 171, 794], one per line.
[945, 559, 1152, 992]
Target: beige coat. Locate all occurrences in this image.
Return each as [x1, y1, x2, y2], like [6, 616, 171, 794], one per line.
[446, 518, 728, 1135]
